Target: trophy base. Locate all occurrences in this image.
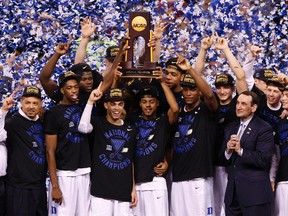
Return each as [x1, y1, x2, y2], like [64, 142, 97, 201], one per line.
[120, 62, 157, 78]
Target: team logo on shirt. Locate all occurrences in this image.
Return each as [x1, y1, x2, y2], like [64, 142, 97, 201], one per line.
[64, 106, 83, 143]
[99, 129, 132, 170]
[278, 122, 288, 156]
[134, 120, 158, 157]
[27, 123, 45, 165]
[218, 106, 229, 124]
[174, 114, 197, 154]
[259, 109, 280, 129]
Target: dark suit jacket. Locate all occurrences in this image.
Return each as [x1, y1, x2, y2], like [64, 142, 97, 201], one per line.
[219, 115, 274, 207]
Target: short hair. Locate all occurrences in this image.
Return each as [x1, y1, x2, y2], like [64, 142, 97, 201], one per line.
[239, 91, 259, 106]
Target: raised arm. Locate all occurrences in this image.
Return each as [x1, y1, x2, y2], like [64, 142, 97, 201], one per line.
[0, 93, 15, 142]
[214, 35, 248, 94]
[78, 83, 102, 134]
[39, 38, 71, 99]
[177, 54, 218, 112]
[99, 37, 129, 93]
[74, 17, 96, 64]
[275, 67, 288, 86]
[194, 36, 212, 77]
[150, 22, 166, 62]
[243, 45, 263, 91]
[153, 66, 179, 125]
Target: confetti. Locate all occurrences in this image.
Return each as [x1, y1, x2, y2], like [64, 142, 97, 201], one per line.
[0, 0, 287, 108]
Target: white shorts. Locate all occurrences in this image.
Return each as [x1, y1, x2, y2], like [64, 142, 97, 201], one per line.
[90, 196, 132, 216]
[132, 176, 168, 216]
[170, 177, 214, 216]
[274, 181, 288, 216]
[213, 166, 227, 216]
[48, 173, 91, 216]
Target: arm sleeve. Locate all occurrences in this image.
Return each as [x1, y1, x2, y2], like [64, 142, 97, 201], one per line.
[243, 58, 255, 91]
[78, 104, 93, 134]
[225, 151, 233, 160]
[269, 145, 280, 182]
[0, 109, 8, 142]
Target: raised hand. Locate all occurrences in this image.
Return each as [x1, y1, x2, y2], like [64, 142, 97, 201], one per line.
[6, 52, 17, 64]
[275, 67, 287, 85]
[114, 66, 123, 83]
[249, 45, 263, 58]
[176, 53, 191, 71]
[201, 36, 212, 50]
[152, 66, 164, 82]
[55, 36, 72, 56]
[214, 37, 229, 51]
[88, 82, 103, 105]
[1, 92, 15, 112]
[153, 21, 168, 40]
[81, 16, 96, 39]
[148, 35, 156, 50]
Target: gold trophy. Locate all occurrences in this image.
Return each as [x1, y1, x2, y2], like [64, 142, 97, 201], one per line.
[120, 12, 157, 78]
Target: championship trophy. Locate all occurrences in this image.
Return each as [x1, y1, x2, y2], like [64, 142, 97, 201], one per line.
[120, 12, 157, 78]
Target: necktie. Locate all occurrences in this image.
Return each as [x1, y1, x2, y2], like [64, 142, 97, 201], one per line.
[237, 123, 246, 140]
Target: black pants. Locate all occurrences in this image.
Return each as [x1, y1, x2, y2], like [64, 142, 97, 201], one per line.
[6, 184, 48, 216]
[0, 177, 5, 216]
[225, 185, 271, 216]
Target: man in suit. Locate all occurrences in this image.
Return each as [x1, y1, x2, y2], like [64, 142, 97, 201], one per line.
[221, 91, 274, 216]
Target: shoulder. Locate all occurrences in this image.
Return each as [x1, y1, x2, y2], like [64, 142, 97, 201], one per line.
[225, 119, 239, 130]
[92, 70, 103, 86]
[125, 113, 139, 124]
[44, 105, 65, 121]
[5, 112, 20, 127]
[124, 121, 137, 130]
[252, 115, 271, 128]
[250, 115, 273, 133]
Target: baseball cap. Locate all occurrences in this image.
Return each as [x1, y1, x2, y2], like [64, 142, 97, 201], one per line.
[266, 75, 284, 88]
[180, 73, 197, 88]
[22, 86, 41, 99]
[166, 57, 186, 74]
[281, 85, 288, 92]
[214, 74, 235, 87]
[125, 79, 145, 96]
[138, 86, 159, 99]
[104, 88, 125, 102]
[58, 71, 81, 87]
[253, 69, 274, 81]
[106, 46, 120, 62]
[70, 63, 92, 76]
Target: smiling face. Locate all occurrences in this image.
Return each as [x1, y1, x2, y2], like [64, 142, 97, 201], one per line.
[215, 85, 234, 105]
[139, 96, 159, 120]
[236, 94, 257, 122]
[104, 101, 125, 123]
[266, 85, 282, 108]
[282, 90, 288, 110]
[20, 96, 42, 119]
